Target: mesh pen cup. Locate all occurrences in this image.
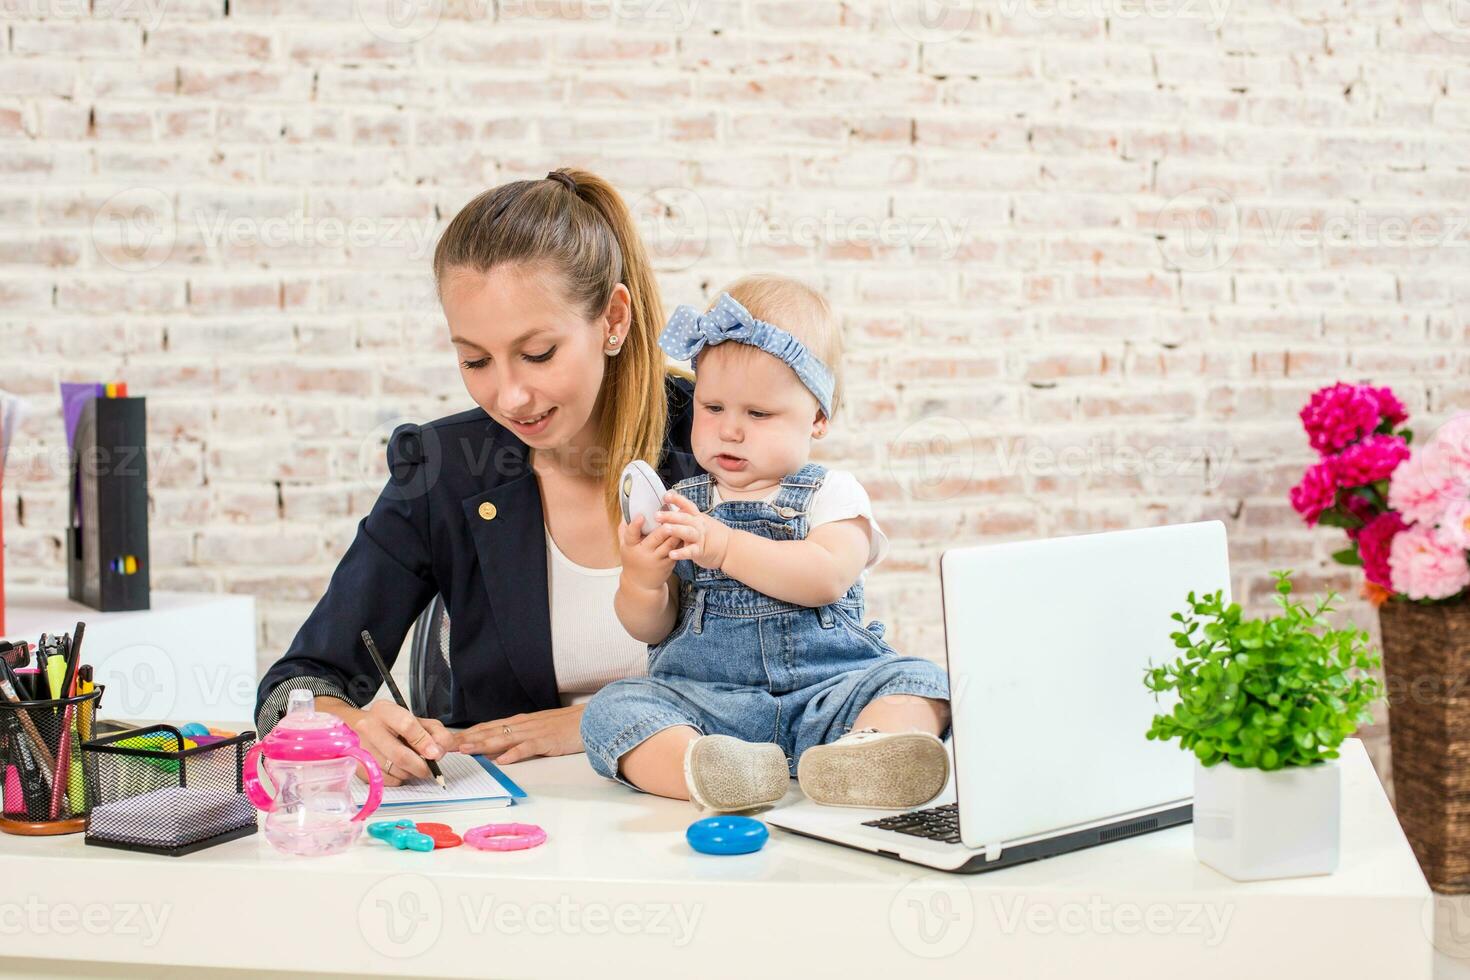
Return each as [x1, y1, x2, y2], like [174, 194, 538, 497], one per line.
[0, 686, 105, 836]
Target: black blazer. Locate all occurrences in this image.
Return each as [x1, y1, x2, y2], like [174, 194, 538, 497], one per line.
[254, 376, 701, 731]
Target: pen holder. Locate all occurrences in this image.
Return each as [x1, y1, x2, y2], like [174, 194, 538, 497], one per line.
[0, 686, 105, 836]
[82, 725, 259, 856]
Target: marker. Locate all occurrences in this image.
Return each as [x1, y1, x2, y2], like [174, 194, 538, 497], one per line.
[45, 657, 65, 700]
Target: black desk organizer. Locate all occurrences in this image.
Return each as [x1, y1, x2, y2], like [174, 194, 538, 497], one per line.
[81, 725, 258, 856]
[67, 395, 150, 612]
[0, 687, 105, 836]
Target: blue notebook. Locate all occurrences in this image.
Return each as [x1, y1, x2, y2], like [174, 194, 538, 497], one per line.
[353, 753, 527, 813]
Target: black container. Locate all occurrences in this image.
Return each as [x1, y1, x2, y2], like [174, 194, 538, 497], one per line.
[82, 725, 258, 856]
[67, 395, 150, 612]
[0, 687, 105, 835]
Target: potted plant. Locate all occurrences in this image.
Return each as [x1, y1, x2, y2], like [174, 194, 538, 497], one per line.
[1289, 383, 1470, 890]
[1143, 571, 1383, 881]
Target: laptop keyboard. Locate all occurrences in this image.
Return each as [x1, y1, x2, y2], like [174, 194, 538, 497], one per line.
[862, 802, 962, 845]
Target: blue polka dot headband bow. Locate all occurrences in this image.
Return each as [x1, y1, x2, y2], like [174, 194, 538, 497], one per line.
[658, 292, 835, 419]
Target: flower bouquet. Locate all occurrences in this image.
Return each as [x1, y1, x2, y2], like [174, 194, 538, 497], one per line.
[1289, 383, 1470, 604]
[1290, 382, 1470, 891]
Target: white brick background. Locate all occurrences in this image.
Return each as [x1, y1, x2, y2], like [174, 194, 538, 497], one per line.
[2, 0, 1468, 749]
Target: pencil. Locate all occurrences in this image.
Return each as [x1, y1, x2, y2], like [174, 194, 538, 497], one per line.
[359, 630, 445, 789]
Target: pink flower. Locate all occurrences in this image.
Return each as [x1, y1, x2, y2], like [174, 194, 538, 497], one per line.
[1389, 441, 1460, 526]
[1328, 434, 1411, 488]
[1372, 386, 1408, 428]
[1358, 511, 1407, 588]
[1290, 461, 1338, 526]
[1389, 523, 1470, 600]
[1434, 411, 1470, 475]
[1300, 383, 1403, 454]
[1438, 500, 1470, 552]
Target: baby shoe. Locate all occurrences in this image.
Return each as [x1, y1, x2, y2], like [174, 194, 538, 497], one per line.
[683, 734, 790, 812]
[797, 729, 950, 809]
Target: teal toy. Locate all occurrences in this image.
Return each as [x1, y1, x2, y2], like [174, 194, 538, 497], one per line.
[685, 816, 769, 855]
[368, 818, 433, 852]
[368, 818, 415, 840]
[386, 828, 434, 852]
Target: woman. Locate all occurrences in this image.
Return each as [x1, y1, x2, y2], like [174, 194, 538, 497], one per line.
[253, 168, 700, 785]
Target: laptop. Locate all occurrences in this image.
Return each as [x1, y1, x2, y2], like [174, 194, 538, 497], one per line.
[766, 520, 1231, 873]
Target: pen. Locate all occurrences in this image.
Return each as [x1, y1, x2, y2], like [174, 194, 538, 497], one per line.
[46, 626, 84, 819]
[34, 635, 48, 692]
[0, 660, 55, 778]
[79, 666, 94, 741]
[0, 679, 54, 807]
[60, 623, 84, 700]
[3, 717, 49, 816]
[359, 630, 446, 790]
[14, 669, 41, 702]
[48, 704, 74, 819]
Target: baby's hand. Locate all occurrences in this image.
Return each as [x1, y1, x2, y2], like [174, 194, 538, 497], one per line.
[618, 518, 678, 592]
[656, 492, 732, 570]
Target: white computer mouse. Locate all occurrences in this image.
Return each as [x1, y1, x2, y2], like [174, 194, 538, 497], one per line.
[619, 459, 671, 535]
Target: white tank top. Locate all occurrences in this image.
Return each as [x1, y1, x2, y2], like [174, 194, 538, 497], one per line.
[545, 526, 648, 706]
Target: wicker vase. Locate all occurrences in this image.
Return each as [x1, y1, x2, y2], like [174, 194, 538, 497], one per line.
[1379, 596, 1470, 893]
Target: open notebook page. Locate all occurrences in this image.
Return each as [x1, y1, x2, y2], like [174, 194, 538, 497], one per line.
[351, 752, 515, 811]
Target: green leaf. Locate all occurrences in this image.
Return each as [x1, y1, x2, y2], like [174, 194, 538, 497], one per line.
[1331, 547, 1363, 567]
[1317, 509, 1365, 530]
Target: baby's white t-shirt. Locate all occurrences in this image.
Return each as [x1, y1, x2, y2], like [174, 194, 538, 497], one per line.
[707, 469, 891, 571]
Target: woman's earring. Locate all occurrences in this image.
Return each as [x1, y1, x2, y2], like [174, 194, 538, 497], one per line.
[605, 333, 622, 356]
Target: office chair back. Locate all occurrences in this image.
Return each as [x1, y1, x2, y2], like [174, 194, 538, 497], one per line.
[408, 594, 454, 722]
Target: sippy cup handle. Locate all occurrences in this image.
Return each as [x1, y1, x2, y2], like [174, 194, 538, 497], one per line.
[241, 743, 275, 812]
[348, 747, 384, 821]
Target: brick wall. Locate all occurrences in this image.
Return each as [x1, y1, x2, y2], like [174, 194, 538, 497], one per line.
[2, 1, 1468, 712]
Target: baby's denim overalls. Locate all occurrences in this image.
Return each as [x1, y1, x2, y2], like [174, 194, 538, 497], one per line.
[582, 462, 951, 789]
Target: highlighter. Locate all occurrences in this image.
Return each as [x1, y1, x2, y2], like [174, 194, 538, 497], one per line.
[46, 657, 66, 700]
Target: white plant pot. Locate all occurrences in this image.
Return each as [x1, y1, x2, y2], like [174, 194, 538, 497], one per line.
[1192, 757, 1340, 881]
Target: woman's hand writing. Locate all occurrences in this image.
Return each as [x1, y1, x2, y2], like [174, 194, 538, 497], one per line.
[317, 697, 458, 787]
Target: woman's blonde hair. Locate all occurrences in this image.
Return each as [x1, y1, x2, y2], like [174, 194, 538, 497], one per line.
[718, 273, 844, 420]
[432, 168, 670, 524]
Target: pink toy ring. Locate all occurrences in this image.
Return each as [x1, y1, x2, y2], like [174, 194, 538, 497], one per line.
[465, 822, 546, 851]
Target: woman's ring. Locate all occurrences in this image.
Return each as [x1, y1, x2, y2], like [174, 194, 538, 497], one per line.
[503, 725, 512, 737]
[384, 758, 394, 775]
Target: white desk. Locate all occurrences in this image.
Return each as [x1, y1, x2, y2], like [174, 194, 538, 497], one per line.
[0, 739, 1433, 979]
[2, 587, 257, 725]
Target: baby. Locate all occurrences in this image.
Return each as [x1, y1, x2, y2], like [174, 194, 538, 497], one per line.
[580, 274, 952, 812]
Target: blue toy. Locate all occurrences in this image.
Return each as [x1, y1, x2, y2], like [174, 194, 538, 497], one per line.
[178, 722, 210, 738]
[386, 828, 434, 852]
[685, 816, 769, 855]
[367, 818, 433, 852]
[368, 819, 415, 840]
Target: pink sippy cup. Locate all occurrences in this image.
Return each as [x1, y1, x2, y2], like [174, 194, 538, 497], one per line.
[243, 689, 384, 856]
